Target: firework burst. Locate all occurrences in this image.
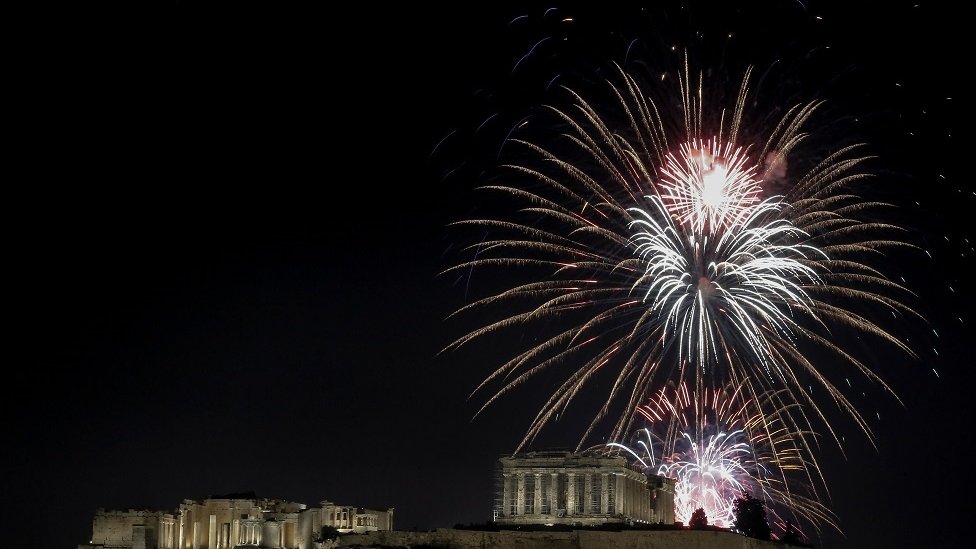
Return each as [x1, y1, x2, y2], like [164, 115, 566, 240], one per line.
[445, 56, 918, 454]
[604, 382, 836, 534]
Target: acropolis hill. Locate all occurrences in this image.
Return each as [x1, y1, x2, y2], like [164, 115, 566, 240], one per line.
[337, 528, 803, 549]
[80, 452, 806, 549]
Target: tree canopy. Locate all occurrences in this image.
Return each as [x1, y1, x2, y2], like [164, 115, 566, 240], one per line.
[689, 507, 709, 529]
[732, 493, 771, 540]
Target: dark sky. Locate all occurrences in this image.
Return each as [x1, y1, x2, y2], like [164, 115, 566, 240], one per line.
[7, 2, 972, 548]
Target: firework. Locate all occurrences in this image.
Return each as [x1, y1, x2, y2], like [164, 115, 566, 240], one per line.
[445, 56, 917, 454]
[659, 138, 763, 232]
[604, 382, 836, 534]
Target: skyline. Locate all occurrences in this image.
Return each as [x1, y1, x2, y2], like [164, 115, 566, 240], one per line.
[6, 2, 972, 548]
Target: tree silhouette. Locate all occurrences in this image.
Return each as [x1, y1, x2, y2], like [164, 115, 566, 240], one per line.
[732, 493, 771, 540]
[689, 507, 709, 529]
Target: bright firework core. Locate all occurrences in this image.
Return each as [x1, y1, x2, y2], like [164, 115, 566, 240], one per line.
[702, 165, 729, 208]
[660, 139, 762, 231]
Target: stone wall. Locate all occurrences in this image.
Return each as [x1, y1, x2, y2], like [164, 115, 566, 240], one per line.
[90, 509, 154, 548]
[336, 528, 798, 549]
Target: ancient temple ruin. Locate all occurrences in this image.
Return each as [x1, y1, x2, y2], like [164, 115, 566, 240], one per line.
[78, 495, 393, 549]
[494, 450, 675, 526]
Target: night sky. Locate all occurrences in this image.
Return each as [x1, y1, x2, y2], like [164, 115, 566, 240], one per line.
[8, 2, 973, 548]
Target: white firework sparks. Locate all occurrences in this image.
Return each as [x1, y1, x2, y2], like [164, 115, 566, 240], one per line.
[445, 57, 918, 461]
[659, 138, 763, 232]
[605, 382, 837, 534]
[629, 193, 824, 375]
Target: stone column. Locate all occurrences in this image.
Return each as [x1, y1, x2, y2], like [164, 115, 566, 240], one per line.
[640, 478, 647, 521]
[632, 479, 637, 521]
[516, 474, 525, 515]
[566, 473, 575, 515]
[601, 473, 609, 515]
[615, 475, 624, 516]
[638, 478, 644, 521]
[627, 477, 634, 519]
[502, 474, 511, 516]
[534, 474, 542, 515]
[550, 473, 559, 514]
[584, 474, 593, 514]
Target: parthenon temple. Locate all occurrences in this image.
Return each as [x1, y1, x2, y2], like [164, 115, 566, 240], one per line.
[494, 450, 675, 526]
